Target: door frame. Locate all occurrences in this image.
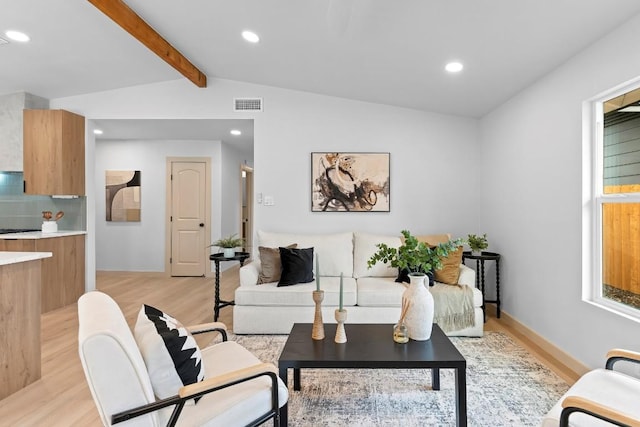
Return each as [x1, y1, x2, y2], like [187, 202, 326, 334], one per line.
[240, 164, 254, 255]
[165, 156, 212, 276]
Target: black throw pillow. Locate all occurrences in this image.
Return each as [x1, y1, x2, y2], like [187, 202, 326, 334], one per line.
[278, 246, 314, 286]
[395, 268, 435, 286]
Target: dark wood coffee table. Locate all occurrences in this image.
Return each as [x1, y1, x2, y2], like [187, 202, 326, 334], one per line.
[278, 323, 467, 427]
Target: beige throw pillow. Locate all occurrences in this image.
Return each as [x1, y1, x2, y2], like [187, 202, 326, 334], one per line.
[434, 246, 463, 285]
[258, 244, 297, 284]
[415, 234, 452, 247]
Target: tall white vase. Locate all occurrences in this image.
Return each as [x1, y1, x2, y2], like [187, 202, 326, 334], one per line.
[402, 273, 434, 340]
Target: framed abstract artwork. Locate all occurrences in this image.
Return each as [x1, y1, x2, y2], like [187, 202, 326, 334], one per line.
[311, 152, 390, 212]
[105, 170, 141, 221]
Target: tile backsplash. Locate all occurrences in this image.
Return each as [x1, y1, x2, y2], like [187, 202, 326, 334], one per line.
[0, 172, 86, 230]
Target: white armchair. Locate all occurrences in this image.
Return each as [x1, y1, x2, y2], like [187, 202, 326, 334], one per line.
[541, 348, 640, 426]
[78, 291, 288, 426]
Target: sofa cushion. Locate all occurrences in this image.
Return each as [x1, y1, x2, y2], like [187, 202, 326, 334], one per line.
[353, 232, 401, 278]
[258, 230, 353, 277]
[278, 247, 314, 286]
[357, 277, 483, 308]
[134, 305, 205, 401]
[257, 244, 297, 284]
[356, 277, 407, 307]
[434, 246, 464, 285]
[235, 276, 357, 307]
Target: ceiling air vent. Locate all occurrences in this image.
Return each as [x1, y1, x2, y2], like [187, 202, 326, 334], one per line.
[0, 37, 9, 46]
[234, 98, 263, 112]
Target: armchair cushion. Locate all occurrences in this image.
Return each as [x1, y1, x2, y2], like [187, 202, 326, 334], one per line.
[134, 304, 205, 400]
[541, 368, 640, 426]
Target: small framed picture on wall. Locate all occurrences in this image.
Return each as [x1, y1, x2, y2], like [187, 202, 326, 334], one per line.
[105, 170, 141, 221]
[311, 152, 390, 212]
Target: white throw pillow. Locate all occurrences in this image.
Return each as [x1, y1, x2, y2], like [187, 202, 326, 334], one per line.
[258, 230, 354, 277]
[134, 304, 205, 401]
[353, 232, 401, 278]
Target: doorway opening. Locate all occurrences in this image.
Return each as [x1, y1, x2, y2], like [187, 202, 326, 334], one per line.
[240, 164, 254, 255]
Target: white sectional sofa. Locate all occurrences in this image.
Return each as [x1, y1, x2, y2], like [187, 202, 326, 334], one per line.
[234, 231, 484, 336]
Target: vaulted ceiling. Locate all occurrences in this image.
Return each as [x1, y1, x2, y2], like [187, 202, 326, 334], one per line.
[2, 0, 640, 119]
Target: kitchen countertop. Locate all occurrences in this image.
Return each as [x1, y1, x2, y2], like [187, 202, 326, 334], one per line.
[0, 230, 87, 240]
[0, 251, 53, 266]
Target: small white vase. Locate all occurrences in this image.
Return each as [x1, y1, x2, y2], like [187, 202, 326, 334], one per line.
[223, 248, 235, 258]
[402, 273, 434, 340]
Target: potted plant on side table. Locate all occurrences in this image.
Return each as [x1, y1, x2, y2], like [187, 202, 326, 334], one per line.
[210, 234, 245, 258]
[467, 233, 488, 255]
[367, 230, 464, 341]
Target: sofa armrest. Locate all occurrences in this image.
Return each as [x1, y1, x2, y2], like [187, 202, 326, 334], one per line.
[458, 264, 475, 287]
[239, 260, 261, 286]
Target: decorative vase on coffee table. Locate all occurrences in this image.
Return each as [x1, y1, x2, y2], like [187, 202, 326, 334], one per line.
[223, 248, 235, 258]
[402, 273, 434, 340]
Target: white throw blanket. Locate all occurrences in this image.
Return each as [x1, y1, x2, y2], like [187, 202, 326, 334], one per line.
[429, 283, 475, 333]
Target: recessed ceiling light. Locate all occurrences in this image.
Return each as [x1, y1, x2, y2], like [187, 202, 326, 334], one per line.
[93, 129, 103, 135]
[242, 30, 260, 43]
[230, 129, 242, 136]
[5, 30, 30, 42]
[445, 62, 464, 73]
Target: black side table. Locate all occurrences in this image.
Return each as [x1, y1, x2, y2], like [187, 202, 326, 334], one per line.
[462, 251, 501, 320]
[209, 252, 250, 321]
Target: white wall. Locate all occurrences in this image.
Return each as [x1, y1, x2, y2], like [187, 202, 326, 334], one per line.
[52, 78, 480, 278]
[94, 139, 223, 271]
[480, 14, 640, 368]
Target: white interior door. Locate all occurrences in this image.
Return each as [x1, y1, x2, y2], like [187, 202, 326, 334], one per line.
[170, 161, 206, 276]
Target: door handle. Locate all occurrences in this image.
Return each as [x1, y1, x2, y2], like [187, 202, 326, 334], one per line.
[199, 223, 205, 227]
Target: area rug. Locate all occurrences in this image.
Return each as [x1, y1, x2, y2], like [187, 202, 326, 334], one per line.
[232, 332, 569, 427]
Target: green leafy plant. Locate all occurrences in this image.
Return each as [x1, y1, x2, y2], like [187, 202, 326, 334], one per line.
[367, 230, 464, 274]
[467, 233, 488, 252]
[209, 233, 245, 249]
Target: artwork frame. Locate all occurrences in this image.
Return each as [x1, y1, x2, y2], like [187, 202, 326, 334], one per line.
[311, 152, 390, 212]
[105, 170, 141, 222]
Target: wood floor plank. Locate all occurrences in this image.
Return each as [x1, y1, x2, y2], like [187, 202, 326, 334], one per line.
[0, 268, 574, 425]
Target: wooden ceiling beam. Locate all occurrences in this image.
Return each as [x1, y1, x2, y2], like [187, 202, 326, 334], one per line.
[87, 0, 207, 88]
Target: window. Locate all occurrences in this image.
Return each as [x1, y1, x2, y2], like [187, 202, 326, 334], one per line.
[585, 82, 640, 321]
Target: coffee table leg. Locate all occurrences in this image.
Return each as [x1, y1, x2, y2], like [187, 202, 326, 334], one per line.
[293, 368, 301, 391]
[278, 367, 289, 426]
[455, 367, 467, 427]
[431, 368, 440, 390]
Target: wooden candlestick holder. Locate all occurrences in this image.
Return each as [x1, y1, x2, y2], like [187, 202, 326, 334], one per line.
[312, 290, 325, 340]
[334, 308, 347, 343]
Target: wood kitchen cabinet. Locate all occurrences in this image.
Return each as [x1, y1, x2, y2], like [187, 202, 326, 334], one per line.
[0, 255, 46, 399]
[0, 235, 85, 313]
[23, 109, 85, 195]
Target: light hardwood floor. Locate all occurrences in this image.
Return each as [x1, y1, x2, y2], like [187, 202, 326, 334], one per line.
[0, 270, 577, 426]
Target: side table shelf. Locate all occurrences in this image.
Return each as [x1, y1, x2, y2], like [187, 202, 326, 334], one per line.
[209, 251, 250, 321]
[462, 251, 501, 319]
